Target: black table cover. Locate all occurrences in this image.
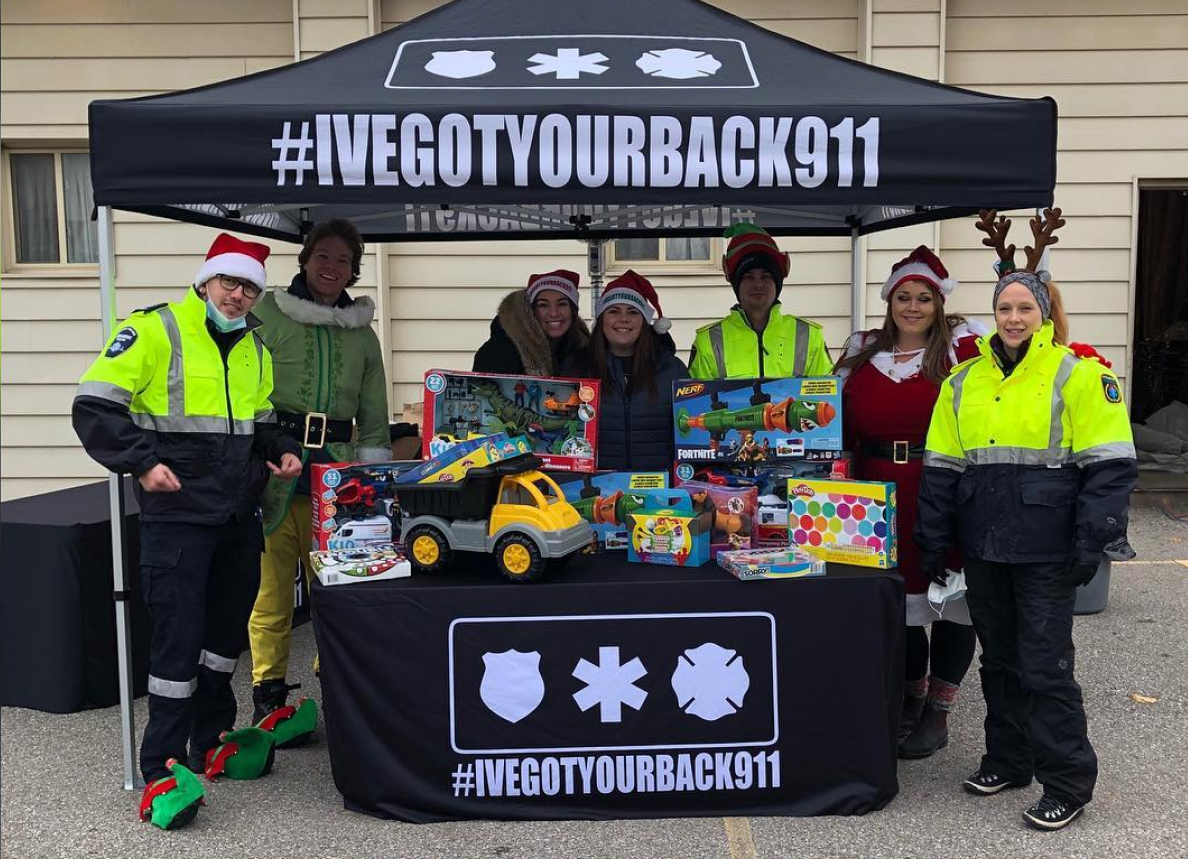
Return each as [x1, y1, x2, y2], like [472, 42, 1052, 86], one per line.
[312, 553, 904, 822]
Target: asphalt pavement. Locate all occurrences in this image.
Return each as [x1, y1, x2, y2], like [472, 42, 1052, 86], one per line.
[3, 505, 1186, 859]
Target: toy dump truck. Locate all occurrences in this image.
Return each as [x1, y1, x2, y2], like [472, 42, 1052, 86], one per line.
[397, 453, 592, 582]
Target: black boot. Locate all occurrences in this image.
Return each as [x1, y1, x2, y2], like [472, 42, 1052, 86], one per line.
[899, 694, 926, 743]
[252, 679, 300, 724]
[898, 704, 949, 759]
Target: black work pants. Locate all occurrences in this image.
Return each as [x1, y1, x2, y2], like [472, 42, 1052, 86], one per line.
[138, 517, 263, 782]
[964, 559, 1097, 806]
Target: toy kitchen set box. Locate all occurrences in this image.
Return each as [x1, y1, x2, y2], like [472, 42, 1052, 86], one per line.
[672, 377, 843, 465]
[555, 471, 669, 550]
[423, 369, 599, 473]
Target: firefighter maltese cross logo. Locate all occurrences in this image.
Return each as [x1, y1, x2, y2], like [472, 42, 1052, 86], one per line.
[425, 50, 496, 79]
[671, 642, 750, 721]
[636, 48, 722, 80]
[480, 650, 545, 723]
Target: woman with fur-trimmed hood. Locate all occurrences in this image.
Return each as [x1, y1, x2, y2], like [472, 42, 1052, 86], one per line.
[248, 219, 390, 729]
[473, 270, 591, 376]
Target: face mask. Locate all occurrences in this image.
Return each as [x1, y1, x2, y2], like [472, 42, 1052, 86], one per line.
[206, 297, 247, 333]
[927, 570, 968, 620]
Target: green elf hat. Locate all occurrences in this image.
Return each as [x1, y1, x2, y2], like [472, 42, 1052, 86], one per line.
[202, 727, 276, 781]
[256, 697, 319, 749]
[139, 758, 205, 830]
[722, 222, 791, 296]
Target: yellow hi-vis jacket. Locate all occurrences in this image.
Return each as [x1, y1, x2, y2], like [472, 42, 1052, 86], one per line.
[72, 287, 297, 525]
[917, 321, 1137, 564]
[689, 302, 833, 379]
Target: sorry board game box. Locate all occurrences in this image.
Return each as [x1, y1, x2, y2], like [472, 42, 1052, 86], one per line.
[717, 547, 826, 580]
[786, 479, 897, 569]
[423, 369, 599, 472]
[554, 471, 669, 550]
[672, 377, 843, 464]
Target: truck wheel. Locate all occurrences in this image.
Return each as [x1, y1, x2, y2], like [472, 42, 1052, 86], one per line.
[495, 534, 545, 583]
[405, 525, 452, 573]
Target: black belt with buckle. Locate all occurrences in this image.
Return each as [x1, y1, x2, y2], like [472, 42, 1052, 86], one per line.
[276, 411, 354, 449]
[864, 440, 925, 464]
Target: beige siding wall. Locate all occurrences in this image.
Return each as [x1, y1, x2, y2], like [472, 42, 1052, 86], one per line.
[2, 0, 1186, 500]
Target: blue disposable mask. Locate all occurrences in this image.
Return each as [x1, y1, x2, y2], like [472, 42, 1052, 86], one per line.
[206, 297, 247, 333]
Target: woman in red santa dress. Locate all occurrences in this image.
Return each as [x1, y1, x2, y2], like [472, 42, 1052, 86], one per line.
[835, 247, 985, 760]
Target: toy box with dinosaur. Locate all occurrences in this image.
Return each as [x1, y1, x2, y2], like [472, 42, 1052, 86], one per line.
[786, 478, 897, 569]
[625, 489, 710, 568]
[672, 377, 843, 464]
[423, 369, 599, 472]
[554, 471, 669, 550]
[310, 461, 422, 552]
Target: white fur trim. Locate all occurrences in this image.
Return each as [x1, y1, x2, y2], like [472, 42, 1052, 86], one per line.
[881, 262, 957, 301]
[653, 317, 672, 334]
[195, 252, 267, 291]
[356, 446, 391, 464]
[272, 288, 375, 329]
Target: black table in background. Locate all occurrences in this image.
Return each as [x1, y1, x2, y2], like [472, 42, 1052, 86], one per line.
[312, 553, 905, 823]
[0, 480, 150, 713]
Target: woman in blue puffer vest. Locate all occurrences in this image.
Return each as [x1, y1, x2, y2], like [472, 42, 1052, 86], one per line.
[569, 271, 688, 472]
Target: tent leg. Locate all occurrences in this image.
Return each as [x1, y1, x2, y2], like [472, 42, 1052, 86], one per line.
[98, 206, 140, 792]
[850, 226, 865, 333]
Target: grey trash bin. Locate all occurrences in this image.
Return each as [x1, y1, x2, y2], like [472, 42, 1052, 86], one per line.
[1073, 558, 1111, 616]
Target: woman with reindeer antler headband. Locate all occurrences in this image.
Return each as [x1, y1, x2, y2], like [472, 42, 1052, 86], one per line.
[915, 208, 1137, 831]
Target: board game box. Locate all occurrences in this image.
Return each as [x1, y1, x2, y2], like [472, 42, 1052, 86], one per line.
[309, 544, 411, 586]
[717, 547, 827, 580]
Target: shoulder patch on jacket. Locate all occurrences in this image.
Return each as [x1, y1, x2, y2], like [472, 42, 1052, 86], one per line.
[104, 326, 138, 358]
[1101, 373, 1122, 404]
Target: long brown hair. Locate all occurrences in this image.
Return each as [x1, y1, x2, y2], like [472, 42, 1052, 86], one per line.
[589, 320, 660, 400]
[834, 304, 969, 385]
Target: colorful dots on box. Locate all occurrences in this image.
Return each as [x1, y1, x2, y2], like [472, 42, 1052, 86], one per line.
[787, 479, 897, 569]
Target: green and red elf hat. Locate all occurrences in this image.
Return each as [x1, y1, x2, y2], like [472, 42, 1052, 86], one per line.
[139, 758, 205, 830]
[256, 697, 319, 749]
[202, 727, 276, 781]
[721, 223, 791, 297]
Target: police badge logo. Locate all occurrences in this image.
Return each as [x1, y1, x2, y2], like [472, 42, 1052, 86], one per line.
[1101, 374, 1121, 404]
[105, 326, 138, 358]
[479, 649, 544, 723]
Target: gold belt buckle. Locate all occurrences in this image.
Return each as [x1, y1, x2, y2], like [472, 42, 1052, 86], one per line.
[303, 412, 328, 449]
[893, 440, 910, 465]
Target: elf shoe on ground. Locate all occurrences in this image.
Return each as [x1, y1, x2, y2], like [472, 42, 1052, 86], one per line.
[962, 768, 1032, 796]
[203, 727, 277, 781]
[898, 705, 948, 759]
[252, 679, 301, 724]
[898, 694, 926, 743]
[139, 759, 205, 830]
[256, 697, 319, 748]
[1023, 794, 1085, 831]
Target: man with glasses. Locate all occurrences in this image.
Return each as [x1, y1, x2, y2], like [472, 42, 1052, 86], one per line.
[73, 233, 302, 829]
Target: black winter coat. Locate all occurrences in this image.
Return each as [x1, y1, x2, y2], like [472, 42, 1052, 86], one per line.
[590, 341, 688, 472]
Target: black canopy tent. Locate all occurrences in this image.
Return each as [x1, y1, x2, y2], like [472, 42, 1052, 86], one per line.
[87, 0, 1057, 793]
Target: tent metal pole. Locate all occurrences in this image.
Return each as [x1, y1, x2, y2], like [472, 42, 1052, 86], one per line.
[97, 205, 139, 792]
[586, 239, 606, 320]
[850, 226, 865, 334]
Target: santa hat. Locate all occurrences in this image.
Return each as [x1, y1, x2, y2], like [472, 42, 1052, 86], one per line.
[526, 269, 581, 306]
[881, 245, 957, 301]
[596, 270, 671, 334]
[194, 233, 270, 291]
[722, 223, 791, 296]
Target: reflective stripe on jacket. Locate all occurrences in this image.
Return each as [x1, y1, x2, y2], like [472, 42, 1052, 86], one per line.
[688, 303, 832, 379]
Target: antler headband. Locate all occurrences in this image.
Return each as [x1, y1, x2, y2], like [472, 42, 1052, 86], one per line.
[979, 207, 1066, 320]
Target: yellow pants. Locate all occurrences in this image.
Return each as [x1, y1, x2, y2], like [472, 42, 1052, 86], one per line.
[249, 494, 314, 685]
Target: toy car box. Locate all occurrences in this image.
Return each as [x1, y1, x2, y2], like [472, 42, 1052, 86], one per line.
[625, 489, 710, 568]
[668, 479, 757, 558]
[397, 433, 531, 485]
[672, 377, 843, 464]
[310, 461, 422, 552]
[786, 479, 897, 569]
[717, 547, 827, 580]
[554, 471, 669, 550]
[423, 369, 600, 472]
[309, 543, 411, 586]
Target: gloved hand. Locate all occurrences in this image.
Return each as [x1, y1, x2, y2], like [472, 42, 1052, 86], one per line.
[1065, 548, 1103, 587]
[921, 551, 949, 586]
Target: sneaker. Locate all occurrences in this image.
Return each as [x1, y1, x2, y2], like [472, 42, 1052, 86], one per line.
[962, 768, 1032, 795]
[1023, 794, 1085, 831]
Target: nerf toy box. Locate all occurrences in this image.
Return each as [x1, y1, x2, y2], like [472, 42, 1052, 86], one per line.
[310, 461, 422, 552]
[554, 471, 669, 550]
[625, 489, 710, 568]
[786, 479, 897, 569]
[669, 479, 757, 558]
[717, 547, 826, 580]
[309, 544, 411, 586]
[423, 369, 600, 472]
[672, 377, 843, 464]
[397, 433, 531, 484]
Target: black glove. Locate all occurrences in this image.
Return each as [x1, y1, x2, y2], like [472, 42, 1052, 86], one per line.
[1065, 548, 1103, 587]
[921, 551, 949, 587]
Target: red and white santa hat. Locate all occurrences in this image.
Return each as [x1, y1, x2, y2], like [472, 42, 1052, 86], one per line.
[194, 233, 271, 291]
[881, 245, 957, 301]
[526, 269, 581, 306]
[595, 270, 671, 334]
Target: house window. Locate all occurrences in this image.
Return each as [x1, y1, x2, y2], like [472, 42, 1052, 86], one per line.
[613, 237, 713, 265]
[6, 150, 98, 265]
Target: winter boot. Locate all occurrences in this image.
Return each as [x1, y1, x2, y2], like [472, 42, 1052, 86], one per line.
[898, 704, 949, 759]
[252, 679, 300, 724]
[899, 692, 926, 743]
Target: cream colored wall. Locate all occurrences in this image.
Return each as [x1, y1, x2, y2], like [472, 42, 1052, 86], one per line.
[1, 0, 1186, 500]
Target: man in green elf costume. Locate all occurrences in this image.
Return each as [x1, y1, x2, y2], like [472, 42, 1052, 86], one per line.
[248, 219, 391, 728]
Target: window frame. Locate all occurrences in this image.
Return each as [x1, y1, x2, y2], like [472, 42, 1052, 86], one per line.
[607, 236, 721, 274]
[2, 147, 99, 272]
